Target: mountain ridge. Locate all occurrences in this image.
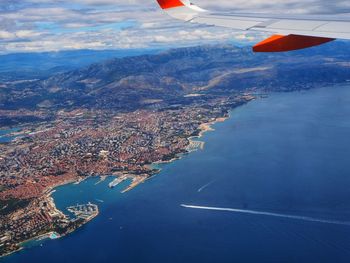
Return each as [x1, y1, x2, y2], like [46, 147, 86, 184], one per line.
[1, 42, 349, 115]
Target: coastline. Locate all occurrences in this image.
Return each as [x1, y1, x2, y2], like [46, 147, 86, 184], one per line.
[187, 115, 229, 153]
[19, 231, 60, 248]
[198, 116, 229, 138]
[1, 100, 249, 259]
[0, 248, 23, 259]
[1, 185, 99, 259]
[0, 194, 62, 259]
[4, 85, 350, 263]
[54, 111, 233, 195]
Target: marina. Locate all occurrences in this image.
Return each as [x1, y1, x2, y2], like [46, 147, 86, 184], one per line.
[67, 203, 99, 221]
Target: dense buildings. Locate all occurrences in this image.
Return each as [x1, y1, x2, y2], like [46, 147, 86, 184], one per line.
[0, 89, 252, 256]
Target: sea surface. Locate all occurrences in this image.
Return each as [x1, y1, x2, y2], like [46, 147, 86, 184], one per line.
[4, 85, 350, 263]
[0, 128, 19, 143]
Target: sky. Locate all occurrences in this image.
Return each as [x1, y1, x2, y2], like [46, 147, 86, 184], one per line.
[0, 0, 349, 54]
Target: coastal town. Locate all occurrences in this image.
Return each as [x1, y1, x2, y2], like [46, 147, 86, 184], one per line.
[1, 40, 349, 259]
[0, 191, 99, 257]
[0, 93, 254, 257]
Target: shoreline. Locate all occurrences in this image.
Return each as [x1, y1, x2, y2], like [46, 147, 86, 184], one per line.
[19, 231, 60, 248]
[48, 110, 234, 196]
[187, 115, 229, 152]
[1, 102, 247, 259]
[0, 186, 99, 259]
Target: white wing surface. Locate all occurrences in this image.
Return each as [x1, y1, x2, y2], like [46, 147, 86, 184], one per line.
[156, 0, 350, 52]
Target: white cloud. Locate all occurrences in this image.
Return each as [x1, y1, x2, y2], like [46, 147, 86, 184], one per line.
[0, 0, 348, 53]
[0, 31, 15, 39]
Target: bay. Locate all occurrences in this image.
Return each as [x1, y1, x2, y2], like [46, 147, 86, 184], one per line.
[0, 128, 20, 143]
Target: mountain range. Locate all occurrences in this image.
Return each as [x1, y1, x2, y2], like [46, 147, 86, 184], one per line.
[1, 42, 349, 115]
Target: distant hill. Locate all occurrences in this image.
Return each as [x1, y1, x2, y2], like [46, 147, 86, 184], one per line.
[1, 42, 349, 112]
[0, 49, 160, 81]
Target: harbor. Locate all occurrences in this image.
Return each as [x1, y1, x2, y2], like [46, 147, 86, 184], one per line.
[67, 203, 99, 221]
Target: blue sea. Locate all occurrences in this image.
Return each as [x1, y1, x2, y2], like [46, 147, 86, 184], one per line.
[3, 85, 350, 263]
[0, 128, 19, 143]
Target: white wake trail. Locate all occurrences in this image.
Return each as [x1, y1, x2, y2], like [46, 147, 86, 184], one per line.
[181, 204, 350, 226]
[197, 180, 216, 192]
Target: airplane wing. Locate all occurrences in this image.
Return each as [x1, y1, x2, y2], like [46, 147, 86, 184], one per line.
[156, 0, 350, 52]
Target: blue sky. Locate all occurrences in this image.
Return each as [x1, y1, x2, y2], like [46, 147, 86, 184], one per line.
[0, 0, 349, 53]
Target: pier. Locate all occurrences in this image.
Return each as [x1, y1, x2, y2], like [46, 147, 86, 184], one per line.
[108, 175, 128, 188]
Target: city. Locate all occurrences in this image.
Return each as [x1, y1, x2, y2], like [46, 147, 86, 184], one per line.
[0, 92, 253, 256]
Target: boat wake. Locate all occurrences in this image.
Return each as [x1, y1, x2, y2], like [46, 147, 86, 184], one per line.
[197, 180, 216, 192]
[181, 204, 350, 226]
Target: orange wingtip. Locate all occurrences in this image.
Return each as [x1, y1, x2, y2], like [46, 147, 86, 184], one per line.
[157, 0, 184, 9]
[253, 34, 335, 52]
